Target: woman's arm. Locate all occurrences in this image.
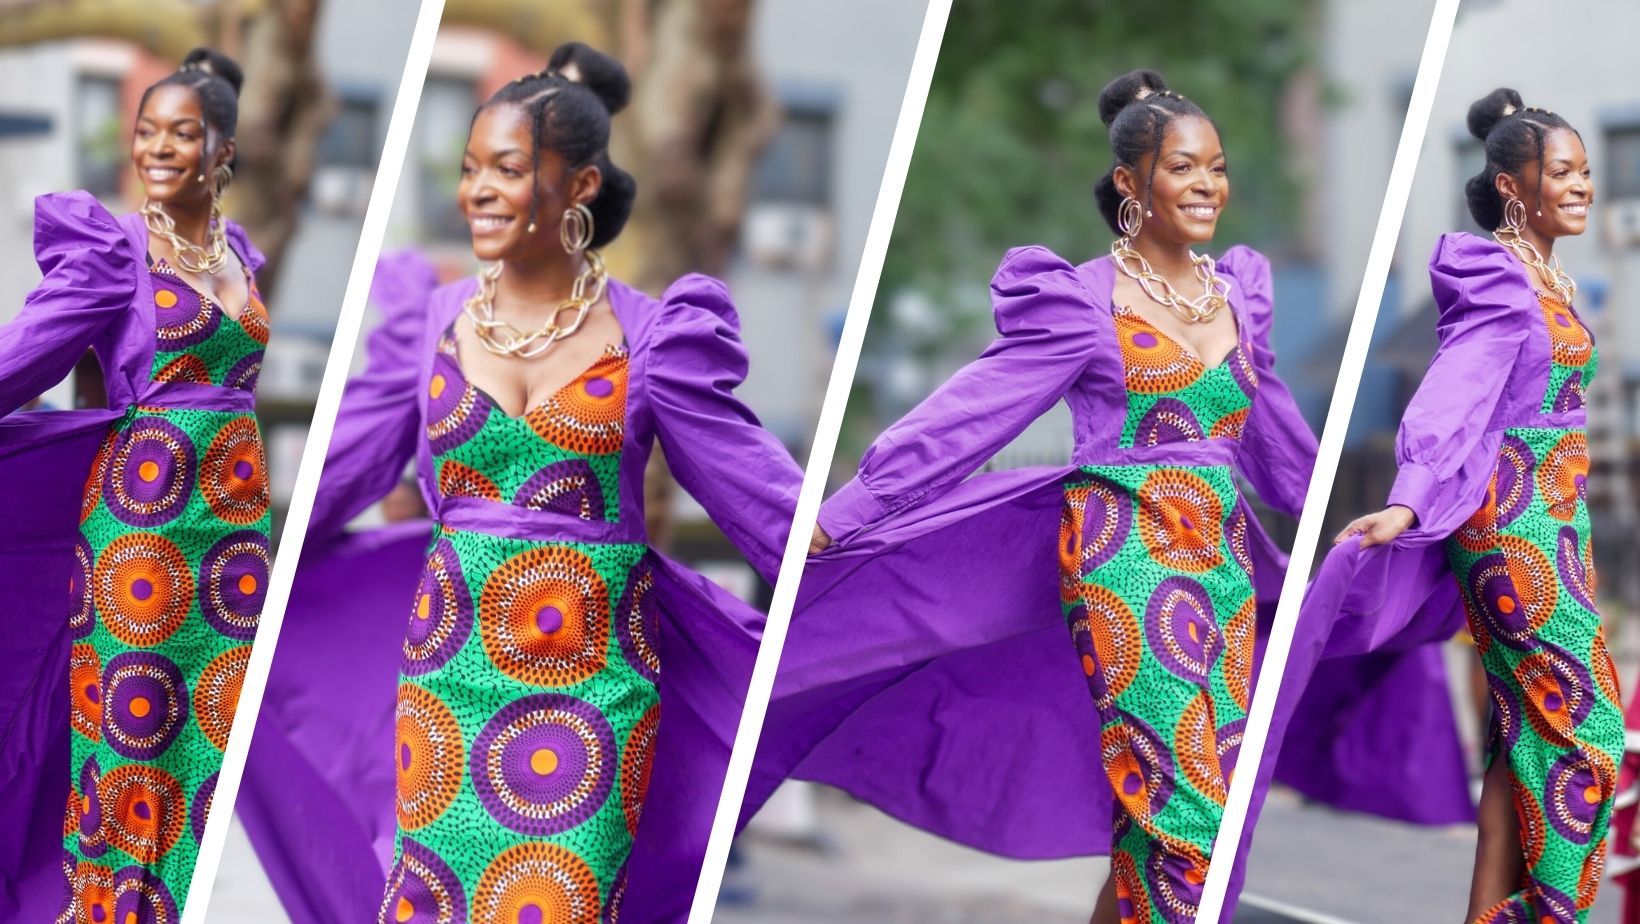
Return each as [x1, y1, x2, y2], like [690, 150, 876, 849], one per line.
[305, 251, 434, 543]
[1383, 233, 1529, 532]
[0, 192, 136, 417]
[817, 246, 1099, 544]
[647, 275, 802, 585]
[1223, 245, 1318, 518]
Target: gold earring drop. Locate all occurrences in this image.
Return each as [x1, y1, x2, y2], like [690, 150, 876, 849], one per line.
[526, 220, 538, 234]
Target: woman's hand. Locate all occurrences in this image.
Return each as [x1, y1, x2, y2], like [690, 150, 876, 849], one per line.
[1334, 505, 1417, 549]
[809, 523, 833, 556]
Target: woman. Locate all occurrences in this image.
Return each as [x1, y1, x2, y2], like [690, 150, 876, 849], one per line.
[0, 50, 266, 920]
[236, 44, 800, 923]
[752, 69, 1317, 924]
[1261, 89, 1622, 922]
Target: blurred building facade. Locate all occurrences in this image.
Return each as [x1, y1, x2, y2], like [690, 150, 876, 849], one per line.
[0, 2, 415, 517]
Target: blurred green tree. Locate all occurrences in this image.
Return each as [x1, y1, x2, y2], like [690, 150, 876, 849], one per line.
[840, 0, 1314, 460]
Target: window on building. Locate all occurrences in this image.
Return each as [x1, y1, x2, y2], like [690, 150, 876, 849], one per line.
[319, 92, 381, 169]
[752, 104, 834, 206]
[1607, 124, 1640, 199]
[416, 76, 477, 242]
[76, 74, 122, 198]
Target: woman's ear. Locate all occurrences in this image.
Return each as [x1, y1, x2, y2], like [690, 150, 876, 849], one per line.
[1494, 170, 1522, 204]
[569, 163, 603, 208]
[1112, 164, 1139, 201]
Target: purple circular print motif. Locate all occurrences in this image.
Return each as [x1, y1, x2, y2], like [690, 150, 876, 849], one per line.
[1066, 602, 1108, 707]
[1135, 398, 1204, 448]
[191, 772, 217, 843]
[152, 271, 219, 351]
[1468, 553, 1532, 650]
[70, 534, 94, 639]
[1227, 505, 1253, 577]
[1216, 716, 1245, 783]
[602, 863, 629, 923]
[1544, 749, 1603, 844]
[1556, 526, 1596, 614]
[1486, 670, 1521, 757]
[1076, 476, 1132, 577]
[1107, 709, 1176, 820]
[1144, 576, 1223, 685]
[1145, 840, 1206, 924]
[199, 531, 268, 641]
[513, 459, 608, 520]
[225, 352, 263, 392]
[378, 838, 467, 924]
[402, 539, 472, 677]
[615, 563, 661, 684]
[77, 756, 107, 858]
[1553, 371, 1586, 413]
[426, 349, 488, 454]
[101, 650, 188, 761]
[469, 693, 616, 836]
[1229, 341, 1258, 398]
[113, 865, 180, 924]
[1530, 879, 1577, 923]
[102, 417, 196, 527]
[1494, 435, 1535, 529]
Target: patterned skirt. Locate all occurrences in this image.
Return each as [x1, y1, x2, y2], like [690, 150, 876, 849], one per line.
[1446, 426, 1624, 922]
[63, 408, 271, 920]
[1060, 463, 1254, 924]
[380, 529, 660, 922]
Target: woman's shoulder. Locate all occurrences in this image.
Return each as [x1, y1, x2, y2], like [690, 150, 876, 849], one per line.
[1429, 230, 1515, 274]
[1213, 244, 1270, 287]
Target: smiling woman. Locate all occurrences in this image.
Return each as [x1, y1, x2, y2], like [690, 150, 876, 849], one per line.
[750, 67, 1319, 924]
[0, 46, 273, 922]
[235, 41, 803, 924]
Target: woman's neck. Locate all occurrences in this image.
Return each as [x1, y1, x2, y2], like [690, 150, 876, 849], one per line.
[1130, 233, 1199, 279]
[1517, 221, 1555, 258]
[496, 252, 588, 318]
[158, 197, 213, 247]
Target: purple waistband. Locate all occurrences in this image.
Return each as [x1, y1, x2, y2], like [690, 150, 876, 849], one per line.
[1072, 438, 1240, 469]
[136, 382, 258, 414]
[437, 495, 647, 545]
[1504, 408, 1587, 431]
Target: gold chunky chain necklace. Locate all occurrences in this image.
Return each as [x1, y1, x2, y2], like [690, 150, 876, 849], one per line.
[463, 251, 609, 359]
[1492, 226, 1576, 307]
[1110, 236, 1230, 323]
[141, 199, 228, 274]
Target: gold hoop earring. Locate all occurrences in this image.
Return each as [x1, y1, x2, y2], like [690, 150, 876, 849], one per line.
[211, 164, 233, 199]
[560, 203, 595, 254]
[1502, 197, 1528, 234]
[1117, 196, 1144, 239]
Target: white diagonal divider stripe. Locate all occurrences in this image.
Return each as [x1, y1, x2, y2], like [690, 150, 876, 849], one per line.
[1193, 1, 1461, 920]
[685, 1, 955, 921]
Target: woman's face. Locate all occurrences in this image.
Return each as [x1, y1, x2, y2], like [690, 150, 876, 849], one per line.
[459, 102, 601, 265]
[1502, 127, 1593, 241]
[1115, 113, 1229, 247]
[132, 85, 227, 208]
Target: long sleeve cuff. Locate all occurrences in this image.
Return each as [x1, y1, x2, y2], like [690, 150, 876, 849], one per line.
[816, 476, 889, 545]
[1386, 461, 1438, 526]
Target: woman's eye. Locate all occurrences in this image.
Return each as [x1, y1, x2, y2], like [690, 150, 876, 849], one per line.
[500, 166, 524, 178]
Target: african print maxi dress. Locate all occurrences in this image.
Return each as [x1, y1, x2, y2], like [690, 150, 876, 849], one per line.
[379, 327, 652, 924]
[1443, 282, 1622, 923]
[742, 244, 1316, 924]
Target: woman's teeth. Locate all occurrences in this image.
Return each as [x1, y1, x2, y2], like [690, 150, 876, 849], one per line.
[144, 167, 184, 181]
[1181, 204, 1218, 220]
[470, 215, 514, 232]
[1561, 203, 1589, 218]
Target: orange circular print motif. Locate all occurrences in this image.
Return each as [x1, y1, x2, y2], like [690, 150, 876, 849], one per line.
[471, 842, 601, 924]
[154, 354, 211, 385]
[93, 533, 194, 647]
[1137, 469, 1225, 572]
[439, 458, 502, 502]
[1073, 583, 1141, 710]
[479, 546, 610, 687]
[99, 763, 186, 862]
[1115, 308, 1202, 394]
[394, 683, 464, 831]
[1536, 431, 1588, 522]
[1540, 292, 1593, 368]
[202, 417, 270, 525]
[194, 646, 252, 751]
[69, 644, 103, 742]
[525, 347, 629, 454]
[239, 292, 272, 345]
[622, 704, 660, 837]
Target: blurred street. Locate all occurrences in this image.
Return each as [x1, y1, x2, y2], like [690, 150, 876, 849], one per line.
[722, 785, 1628, 924]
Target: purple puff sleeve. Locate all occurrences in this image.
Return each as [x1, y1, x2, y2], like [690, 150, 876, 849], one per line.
[1222, 245, 1317, 517]
[647, 274, 802, 585]
[817, 246, 1097, 542]
[305, 251, 435, 543]
[1384, 233, 1528, 529]
[0, 191, 135, 417]
[224, 218, 268, 276]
